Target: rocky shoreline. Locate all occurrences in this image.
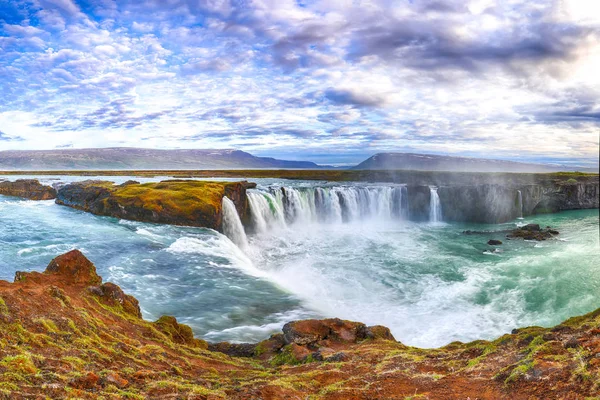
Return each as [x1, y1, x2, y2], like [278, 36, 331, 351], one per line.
[1, 250, 600, 399]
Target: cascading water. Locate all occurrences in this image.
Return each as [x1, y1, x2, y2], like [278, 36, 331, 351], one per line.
[247, 192, 287, 233]
[248, 185, 409, 229]
[429, 186, 443, 223]
[221, 197, 249, 249]
[517, 190, 524, 219]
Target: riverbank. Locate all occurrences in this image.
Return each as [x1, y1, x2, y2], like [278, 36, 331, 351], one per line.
[1, 250, 599, 399]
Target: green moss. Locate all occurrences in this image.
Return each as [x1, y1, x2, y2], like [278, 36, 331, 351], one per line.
[0, 297, 8, 317]
[270, 346, 301, 367]
[504, 360, 534, 385]
[0, 354, 39, 375]
[0, 382, 18, 391]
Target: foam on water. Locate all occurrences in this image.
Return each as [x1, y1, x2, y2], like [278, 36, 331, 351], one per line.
[1, 182, 599, 347]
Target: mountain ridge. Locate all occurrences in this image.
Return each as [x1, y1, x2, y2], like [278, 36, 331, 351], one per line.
[0, 148, 321, 170]
[353, 152, 597, 173]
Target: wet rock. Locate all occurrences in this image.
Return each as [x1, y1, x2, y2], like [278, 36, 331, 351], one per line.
[506, 225, 559, 241]
[487, 239, 503, 245]
[155, 315, 207, 348]
[87, 282, 142, 318]
[522, 224, 541, 231]
[0, 179, 57, 200]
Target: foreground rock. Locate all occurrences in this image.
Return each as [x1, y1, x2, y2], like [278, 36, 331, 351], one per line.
[55, 179, 256, 231]
[1, 250, 600, 399]
[0, 179, 57, 200]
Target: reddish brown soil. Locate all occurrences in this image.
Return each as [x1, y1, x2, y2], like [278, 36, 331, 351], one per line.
[1, 250, 598, 399]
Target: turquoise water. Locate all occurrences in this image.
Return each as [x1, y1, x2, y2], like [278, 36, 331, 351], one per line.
[0, 176, 598, 348]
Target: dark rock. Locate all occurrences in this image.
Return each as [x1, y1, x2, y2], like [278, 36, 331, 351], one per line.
[506, 225, 559, 241]
[325, 352, 349, 362]
[487, 239, 503, 245]
[208, 342, 256, 357]
[0, 179, 57, 200]
[564, 337, 580, 349]
[118, 180, 140, 186]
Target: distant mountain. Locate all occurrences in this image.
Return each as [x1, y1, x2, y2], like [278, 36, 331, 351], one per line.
[353, 153, 596, 173]
[0, 148, 320, 170]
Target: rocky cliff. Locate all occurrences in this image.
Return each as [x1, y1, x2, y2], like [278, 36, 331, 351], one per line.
[0, 179, 57, 200]
[55, 180, 255, 231]
[1, 250, 600, 399]
[406, 178, 599, 223]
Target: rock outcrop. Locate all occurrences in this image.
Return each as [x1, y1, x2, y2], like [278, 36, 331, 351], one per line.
[405, 176, 599, 223]
[0, 179, 57, 200]
[55, 179, 256, 231]
[507, 224, 559, 241]
[2, 250, 600, 398]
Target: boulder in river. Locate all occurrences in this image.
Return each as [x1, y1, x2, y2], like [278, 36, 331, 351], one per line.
[507, 224, 559, 241]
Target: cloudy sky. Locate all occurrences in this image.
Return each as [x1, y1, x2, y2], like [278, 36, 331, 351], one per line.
[0, 0, 599, 166]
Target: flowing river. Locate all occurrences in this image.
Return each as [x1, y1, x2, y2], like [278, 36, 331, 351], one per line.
[0, 175, 598, 348]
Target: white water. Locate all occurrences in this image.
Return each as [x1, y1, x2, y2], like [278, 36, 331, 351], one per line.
[429, 186, 443, 223]
[517, 190, 524, 219]
[247, 185, 408, 227]
[2, 176, 598, 349]
[221, 197, 249, 250]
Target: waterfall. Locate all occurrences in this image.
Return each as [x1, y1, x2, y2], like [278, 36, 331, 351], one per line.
[517, 190, 524, 219]
[247, 185, 410, 231]
[221, 197, 249, 249]
[429, 186, 443, 223]
[247, 192, 286, 233]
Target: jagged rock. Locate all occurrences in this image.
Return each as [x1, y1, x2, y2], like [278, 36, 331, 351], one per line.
[487, 239, 503, 245]
[0, 179, 57, 200]
[154, 315, 207, 348]
[45, 249, 102, 286]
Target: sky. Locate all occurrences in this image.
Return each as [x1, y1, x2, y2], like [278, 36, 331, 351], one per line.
[0, 0, 599, 166]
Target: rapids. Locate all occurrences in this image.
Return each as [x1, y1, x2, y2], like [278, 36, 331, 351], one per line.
[1, 175, 598, 347]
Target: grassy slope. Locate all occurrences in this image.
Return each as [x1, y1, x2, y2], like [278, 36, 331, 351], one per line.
[1, 252, 600, 399]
